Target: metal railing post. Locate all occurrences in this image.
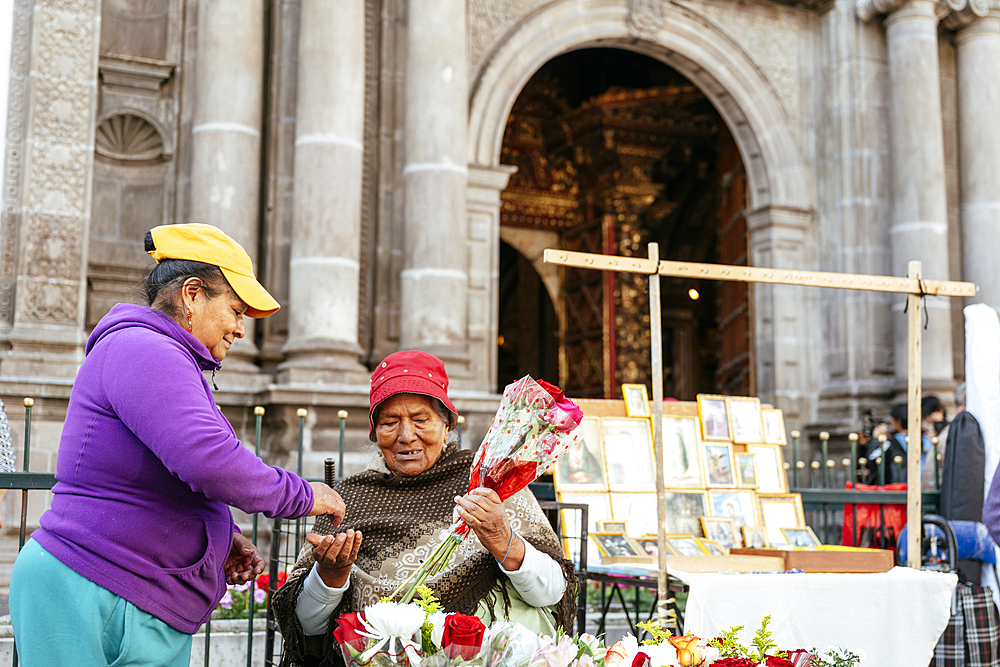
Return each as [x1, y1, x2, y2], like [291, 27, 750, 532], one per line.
[791, 430, 800, 487]
[296, 409, 307, 557]
[337, 410, 347, 478]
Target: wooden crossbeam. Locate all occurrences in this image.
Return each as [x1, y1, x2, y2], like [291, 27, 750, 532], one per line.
[544, 249, 978, 297]
[545, 245, 978, 626]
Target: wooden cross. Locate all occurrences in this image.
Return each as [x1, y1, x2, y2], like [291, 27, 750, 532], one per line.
[544, 244, 977, 627]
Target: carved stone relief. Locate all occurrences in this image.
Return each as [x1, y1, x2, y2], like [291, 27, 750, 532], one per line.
[468, 0, 549, 71]
[628, 0, 670, 38]
[95, 113, 168, 161]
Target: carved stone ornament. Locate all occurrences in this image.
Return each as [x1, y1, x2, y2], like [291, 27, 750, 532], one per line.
[856, 0, 907, 21]
[95, 111, 170, 161]
[628, 0, 669, 37]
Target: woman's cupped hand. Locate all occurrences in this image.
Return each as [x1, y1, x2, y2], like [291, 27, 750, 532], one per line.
[225, 532, 265, 584]
[307, 529, 363, 588]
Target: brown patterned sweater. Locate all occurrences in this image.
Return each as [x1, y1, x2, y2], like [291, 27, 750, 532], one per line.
[272, 444, 577, 667]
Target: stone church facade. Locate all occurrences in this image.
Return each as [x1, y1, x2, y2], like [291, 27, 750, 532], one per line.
[2, 0, 999, 521]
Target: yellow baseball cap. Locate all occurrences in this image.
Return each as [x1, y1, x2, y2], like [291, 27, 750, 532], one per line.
[147, 223, 280, 318]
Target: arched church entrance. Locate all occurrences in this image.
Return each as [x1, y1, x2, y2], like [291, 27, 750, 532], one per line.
[496, 48, 753, 400]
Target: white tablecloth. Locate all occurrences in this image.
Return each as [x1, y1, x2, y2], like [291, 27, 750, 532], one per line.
[678, 567, 957, 667]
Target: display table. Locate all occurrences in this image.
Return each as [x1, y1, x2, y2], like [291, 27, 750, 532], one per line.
[678, 567, 957, 666]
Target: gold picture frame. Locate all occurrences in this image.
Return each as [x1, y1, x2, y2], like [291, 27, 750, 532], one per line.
[553, 416, 607, 492]
[556, 491, 611, 563]
[708, 489, 759, 535]
[697, 394, 731, 441]
[757, 492, 806, 546]
[590, 532, 651, 562]
[701, 441, 737, 488]
[602, 418, 656, 492]
[734, 451, 759, 488]
[700, 516, 740, 549]
[746, 443, 788, 493]
[780, 526, 821, 548]
[661, 489, 710, 537]
[662, 415, 705, 487]
[622, 383, 651, 417]
[663, 533, 710, 556]
[741, 526, 770, 549]
[697, 538, 729, 556]
[598, 520, 628, 533]
[761, 408, 788, 445]
[726, 396, 764, 444]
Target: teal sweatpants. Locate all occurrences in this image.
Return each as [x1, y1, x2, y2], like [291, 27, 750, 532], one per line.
[10, 539, 193, 667]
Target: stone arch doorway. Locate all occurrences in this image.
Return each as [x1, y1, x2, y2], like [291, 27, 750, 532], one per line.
[470, 0, 816, 416]
[496, 48, 753, 399]
[497, 240, 560, 392]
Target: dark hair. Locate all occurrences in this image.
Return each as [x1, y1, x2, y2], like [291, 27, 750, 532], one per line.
[921, 395, 945, 419]
[142, 231, 229, 318]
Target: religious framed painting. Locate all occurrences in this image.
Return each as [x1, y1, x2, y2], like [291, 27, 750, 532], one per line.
[697, 538, 729, 556]
[602, 418, 656, 492]
[727, 396, 764, 444]
[700, 516, 740, 550]
[622, 383, 651, 418]
[708, 489, 758, 536]
[662, 415, 704, 487]
[734, 452, 759, 488]
[746, 443, 788, 493]
[701, 441, 737, 488]
[661, 489, 710, 537]
[761, 408, 788, 445]
[757, 492, 805, 546]
[553, 416, 607, 492]
[697, 394, 731, 441]
[741, 526, 769, 549]
[663, 534, 709, 556]
[781, 526, 821, 548]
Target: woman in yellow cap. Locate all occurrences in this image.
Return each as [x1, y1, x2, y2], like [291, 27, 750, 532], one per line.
[10, 223, 347, 667]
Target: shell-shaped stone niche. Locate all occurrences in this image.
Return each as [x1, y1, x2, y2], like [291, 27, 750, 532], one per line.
[95, 112, 167, 161]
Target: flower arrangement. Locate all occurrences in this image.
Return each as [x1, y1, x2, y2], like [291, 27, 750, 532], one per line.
[389, 376, 583, 604]
[331, 594, 863, 667]
[214, 569, 288, 620]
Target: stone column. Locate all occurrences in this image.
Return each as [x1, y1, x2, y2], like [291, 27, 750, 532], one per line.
[400, 0, 470, 376]
[188, 1, 264, 379]
[860, 0, 955, 392]
[955, 6, 1000, 311]
[1, 1, 101, 378]
[276, 0, 369, 384]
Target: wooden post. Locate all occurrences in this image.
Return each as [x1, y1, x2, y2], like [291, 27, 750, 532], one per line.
[647, 243, 670, 627]
[906, 260, 923, 569]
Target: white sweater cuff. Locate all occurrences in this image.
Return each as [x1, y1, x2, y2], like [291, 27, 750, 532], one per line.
[295, 565, 350, 636]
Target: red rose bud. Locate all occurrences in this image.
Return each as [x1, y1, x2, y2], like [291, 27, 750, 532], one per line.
[766, 656, 795, 667]
[333, 612, 366, 648]
[631, 652, 651, 667]
[441, 613, 486, 660]
[537, 379, 565, 402]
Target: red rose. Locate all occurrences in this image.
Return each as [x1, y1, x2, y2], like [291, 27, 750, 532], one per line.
[766, 656, 795, 667]
[441, 613, 486, 660]
[333, 612, 366, 648]
[631, 652, 651, 667]
[712, 659, 757, 667]
[538, 380, 565, 402]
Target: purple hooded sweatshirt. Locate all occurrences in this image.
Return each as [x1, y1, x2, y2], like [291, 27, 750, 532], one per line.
[32, 303, 315, 634]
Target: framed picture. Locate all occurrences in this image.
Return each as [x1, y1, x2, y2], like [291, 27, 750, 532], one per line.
[602, 418, 655, 491]
[757, 493, 805, 546]
[610, 493, 658, 537]
[741, 526, 770, 549]
[554, 416, 607, 492]
[622, 383, 650, 417]
[698, 538, 729, 556]
[747, 444, 788, 493]
[634, 536, 660, 558]
[662, 490, 710, 537]
[663, 534, 709, 556]
[700, 516, 740, 550]
[734, 452, 759, 488]
[662, 415, 705, 487]
[598, 520, 628, 533]
[727, 396, 764, 444]
[701, 442, 737, 488]
[697, 394, 730, 441]
[761, 408, 787, 445]
[708, 489, 758, 536]
[781, 526, 821, 548]
[590, 532, 645, 559]
[556, 492, 611, 563]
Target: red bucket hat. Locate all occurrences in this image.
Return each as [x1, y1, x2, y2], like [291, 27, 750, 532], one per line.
[369, 350, 459, 441]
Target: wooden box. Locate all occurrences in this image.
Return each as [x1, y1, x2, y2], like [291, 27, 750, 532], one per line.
[728, 547, 894, 573]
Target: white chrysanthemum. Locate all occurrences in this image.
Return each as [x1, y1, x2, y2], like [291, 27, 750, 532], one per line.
[362, 601, 426, 638]
[427, 611, 450, 647]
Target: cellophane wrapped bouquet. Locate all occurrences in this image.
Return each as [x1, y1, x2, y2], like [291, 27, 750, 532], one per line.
[389, 376, 583, 603]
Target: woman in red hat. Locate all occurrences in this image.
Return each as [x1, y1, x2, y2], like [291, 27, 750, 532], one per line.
[273, 350, 575, 666]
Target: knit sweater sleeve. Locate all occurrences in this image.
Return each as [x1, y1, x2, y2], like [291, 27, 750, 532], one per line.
[100, 329, 314, 518]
